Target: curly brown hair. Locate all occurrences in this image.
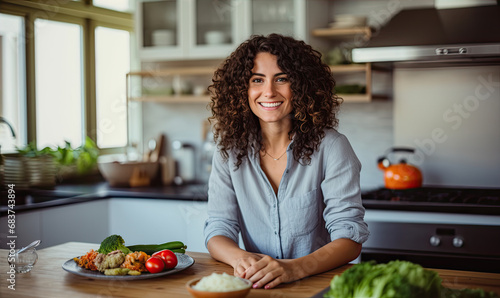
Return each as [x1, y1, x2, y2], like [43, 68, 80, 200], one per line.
[208, 33, 342, 168]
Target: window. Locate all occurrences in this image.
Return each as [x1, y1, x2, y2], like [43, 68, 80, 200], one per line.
[0, 13, 26, 153]
[93, 0, 131, 12]
[0, 1, 133, 152]
[95, 26, 130, 148]
[35, 19, 83, 148]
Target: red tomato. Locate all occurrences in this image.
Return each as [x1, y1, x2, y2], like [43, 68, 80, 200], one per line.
[145, 256, 165, 274]
[152, 249, 178, 269]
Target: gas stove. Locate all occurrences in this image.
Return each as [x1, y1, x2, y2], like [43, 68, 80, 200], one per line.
[360, 187, 500, 273]
[362, 187, 500, 215]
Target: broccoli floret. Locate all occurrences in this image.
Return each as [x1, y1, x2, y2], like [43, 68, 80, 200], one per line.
[97, 235, 131, 255]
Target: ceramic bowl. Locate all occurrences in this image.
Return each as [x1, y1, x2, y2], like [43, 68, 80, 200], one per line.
[186, 277, 252, 298]
[329, 14, 367, 28]
[151, 29, 175, 46]
[97, 160, 159, 187]
[204, 31, 227, 45]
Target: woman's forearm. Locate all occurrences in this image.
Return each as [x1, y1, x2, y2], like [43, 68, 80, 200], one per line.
[293, 238, 362, 280]
[206, 235, 250, 268]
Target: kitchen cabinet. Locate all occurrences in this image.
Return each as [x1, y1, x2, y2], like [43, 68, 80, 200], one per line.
[0, 210, 42, 250]
[241, 0, 328, 40]
[136, 0, 244, 61]
[41, 200, 109, 249]
[136, 0, 330, 61]
[311, 26, 391, 102]
[0, 201, 109, 250]
[108, 198, 209, 253]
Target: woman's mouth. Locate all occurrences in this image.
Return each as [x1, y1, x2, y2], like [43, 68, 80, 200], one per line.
[259, 102, 282, 108]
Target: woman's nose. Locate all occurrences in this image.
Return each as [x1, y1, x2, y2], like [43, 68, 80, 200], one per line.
[263, 82, 277, 98]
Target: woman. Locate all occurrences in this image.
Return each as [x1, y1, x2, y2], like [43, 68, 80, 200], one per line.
[204, 34, 369, 289]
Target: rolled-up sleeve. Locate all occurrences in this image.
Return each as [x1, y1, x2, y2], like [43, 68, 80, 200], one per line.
[204, 149, 241, 248]
[321, 134, 370, 244]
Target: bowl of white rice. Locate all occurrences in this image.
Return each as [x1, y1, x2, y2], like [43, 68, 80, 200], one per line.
[186, 272, 252, 298]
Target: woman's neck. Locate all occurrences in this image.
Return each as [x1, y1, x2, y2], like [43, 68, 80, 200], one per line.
[260, 120, 292, 153]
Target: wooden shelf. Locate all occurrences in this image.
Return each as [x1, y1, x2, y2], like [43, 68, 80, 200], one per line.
[311, 26, 372, 39]
[338, 94, 389, 103]
[330, 63, 369, 73]
[312, 25, 392, 102]
[129, 95, 210, 103]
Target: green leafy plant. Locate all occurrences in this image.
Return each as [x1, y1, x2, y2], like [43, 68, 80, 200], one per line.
[52, 137, 99, 174]
[16, 142, 54, 157]
[17, 136, 99, 174]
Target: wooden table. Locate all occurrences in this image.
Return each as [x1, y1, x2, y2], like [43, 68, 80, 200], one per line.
[1, 242, 500, 297]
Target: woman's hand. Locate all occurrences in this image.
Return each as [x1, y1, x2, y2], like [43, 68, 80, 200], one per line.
[234, 254, 303, 289]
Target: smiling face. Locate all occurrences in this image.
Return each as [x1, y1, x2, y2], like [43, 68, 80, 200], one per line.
[248, 52, 293, 126]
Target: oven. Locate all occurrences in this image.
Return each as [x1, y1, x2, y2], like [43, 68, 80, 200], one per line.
[360, 187, 500, 273]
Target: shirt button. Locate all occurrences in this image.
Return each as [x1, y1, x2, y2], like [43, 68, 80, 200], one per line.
[274, 231, 277, 235]
[276, 256, 279, 258]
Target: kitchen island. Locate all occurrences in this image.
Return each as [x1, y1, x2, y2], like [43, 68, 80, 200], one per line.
[1, 242, 500, 297]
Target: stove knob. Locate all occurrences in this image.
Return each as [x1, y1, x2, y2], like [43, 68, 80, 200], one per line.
[430, 236, 441, 247]
[453, 236, 464, 248]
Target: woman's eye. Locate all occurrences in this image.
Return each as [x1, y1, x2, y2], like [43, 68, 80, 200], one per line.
[276, 77, 288, 83]
[251, 78, 263, 83]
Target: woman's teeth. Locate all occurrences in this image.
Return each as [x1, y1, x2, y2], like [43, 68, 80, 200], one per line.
[260, 102, 282, 108]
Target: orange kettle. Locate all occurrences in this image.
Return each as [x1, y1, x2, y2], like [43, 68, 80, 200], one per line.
[377, 147, 423, 189]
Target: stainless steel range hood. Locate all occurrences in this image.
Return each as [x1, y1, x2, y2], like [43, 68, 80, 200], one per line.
[352, 5, 500, 63]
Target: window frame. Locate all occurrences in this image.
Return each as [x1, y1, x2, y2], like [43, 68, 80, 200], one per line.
[0, 0, 134, 154]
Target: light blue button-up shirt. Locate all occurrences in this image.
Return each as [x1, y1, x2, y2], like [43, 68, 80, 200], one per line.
[204, 129, 369, 259]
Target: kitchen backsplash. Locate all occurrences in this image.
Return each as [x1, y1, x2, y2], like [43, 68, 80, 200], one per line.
[394, 64, 500, 188]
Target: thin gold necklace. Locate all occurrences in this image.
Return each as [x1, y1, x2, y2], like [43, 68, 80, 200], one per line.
[262, 144, 289, 161]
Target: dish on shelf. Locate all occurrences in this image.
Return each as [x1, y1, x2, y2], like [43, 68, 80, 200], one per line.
[329, 14, 367, 28]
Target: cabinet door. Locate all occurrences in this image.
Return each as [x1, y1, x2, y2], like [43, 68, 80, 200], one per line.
[187, 0, 243, 59]
[40, 201, 109, 248]
[0, 211, 42, 249]
[242, 0, 307, 40]
[108, 198, 209, 253]
[136, 0, 188, 61]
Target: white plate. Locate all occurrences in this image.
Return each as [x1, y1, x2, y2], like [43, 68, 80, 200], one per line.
[62, 253, 194, 280]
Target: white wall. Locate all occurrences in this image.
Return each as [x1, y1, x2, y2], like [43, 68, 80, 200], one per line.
[338, 101, 393, 190]
[394, 65, 500, 187]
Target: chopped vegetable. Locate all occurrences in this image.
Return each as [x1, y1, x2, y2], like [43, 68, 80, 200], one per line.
[97, 235, 131, 255]
[104, 268, 130, 276]
[121, 251, 150, 272]
[73, 249, 99, 271]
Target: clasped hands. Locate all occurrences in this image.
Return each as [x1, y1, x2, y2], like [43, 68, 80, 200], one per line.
[232, 253, 304, 289]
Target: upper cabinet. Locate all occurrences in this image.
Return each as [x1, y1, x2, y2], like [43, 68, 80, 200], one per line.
[136, 0, 330, 61]
[136, 0, 243, 61]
